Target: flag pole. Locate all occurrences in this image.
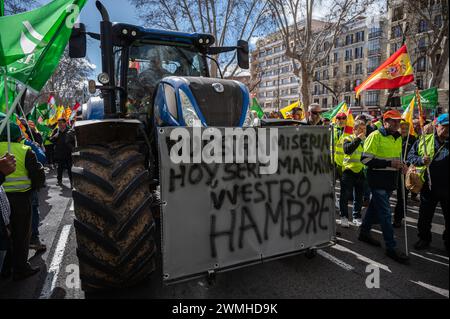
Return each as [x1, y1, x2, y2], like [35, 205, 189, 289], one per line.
[3, 69, 11, 153]
[401, 131, 411, 256]
[0, 85, 26, 137]
[416, 89, 432, 190]
[17, 102, 36, 143]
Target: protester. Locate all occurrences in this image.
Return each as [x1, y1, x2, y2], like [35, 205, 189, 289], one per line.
[300, 103, 323, 125]
[0, 154, 16, 272]
[332, 112, 348, 180]
[355, 114, 375, 136]
[44, 125, 56, 169]
[340, 120, 366, 227]
[359, 110, 409, 264]
[408, 113, 449, 252]
[291, 107, 303, 120]
[50, 118, 75, 188]
[322, 118, 331, 126]
[393, 120, 417, 228]
[25, 120, 44, 148]
[0, 120, 46, 280]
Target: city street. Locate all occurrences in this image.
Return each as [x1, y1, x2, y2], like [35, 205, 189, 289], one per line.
[0, 169, 448, 299]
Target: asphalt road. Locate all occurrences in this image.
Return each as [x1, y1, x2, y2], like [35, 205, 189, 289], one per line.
[0, 169, 448, 299]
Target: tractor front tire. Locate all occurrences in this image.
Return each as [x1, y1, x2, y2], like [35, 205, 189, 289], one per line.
[71, 143, 157, 291]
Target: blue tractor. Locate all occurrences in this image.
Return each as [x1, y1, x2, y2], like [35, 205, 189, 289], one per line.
[68, 1, 254, 291]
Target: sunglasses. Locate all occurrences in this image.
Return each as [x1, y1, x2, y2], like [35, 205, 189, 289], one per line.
[310, 111, 321, 115]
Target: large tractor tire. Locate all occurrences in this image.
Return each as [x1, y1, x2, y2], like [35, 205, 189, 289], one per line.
[71, 142, 157, 291]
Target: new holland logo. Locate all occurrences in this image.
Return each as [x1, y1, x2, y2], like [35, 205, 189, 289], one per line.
[212, 83, 224, 93]
[20, 21, 44, 64]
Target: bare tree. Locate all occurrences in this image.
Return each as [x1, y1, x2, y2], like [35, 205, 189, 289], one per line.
[394, 0, 449, 89]
[2, 0, 38, 15]
[268, 0, 374, 108]
[128, 0, 271, 77]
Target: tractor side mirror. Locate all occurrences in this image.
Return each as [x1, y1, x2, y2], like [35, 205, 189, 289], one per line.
[69, 23, 87, 58]
[237, 40, 249, 70]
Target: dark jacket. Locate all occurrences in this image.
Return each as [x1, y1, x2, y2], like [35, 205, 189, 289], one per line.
[407, 133, 449, 190]
[343, 136, 363, 155]
[25, 149, 46, 190]
[361, 127, 402, 191]
[50, 127, 75, 162]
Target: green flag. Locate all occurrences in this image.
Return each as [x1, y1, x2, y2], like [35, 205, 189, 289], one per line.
[401, 87, 438, 110]
[0, 0, 87, 92]
[322, 101, 345, 120]
[0, 77, 16, 113]
[251, 97, 264, 119]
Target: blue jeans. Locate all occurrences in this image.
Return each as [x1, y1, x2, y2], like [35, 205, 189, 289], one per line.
[339, 170, 364, 219]
[31, 190, 40, 239]
[361, 188, 396, 250]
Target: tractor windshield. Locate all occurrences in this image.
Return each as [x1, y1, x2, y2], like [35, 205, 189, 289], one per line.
[124, 43, 207, 119]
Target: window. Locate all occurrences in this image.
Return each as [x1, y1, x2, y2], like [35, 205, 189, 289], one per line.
[356, 31, 365, 42]
[290, 87, 298, 94]
[418, 19, 428, 33]
[274, 46, 282, 53]
[266, 91, 273, 97]
[333, 52, 339, 63]
[344, 95, 351, 105]
[365, 91, 379, 106]
[290, 76, 297, 83]
[345, 80, 351, 92]
[273, 57, 280, 64]
[392, 6, 404, 22]
[281, 78, 290, 85]
[266, 59, 273, 66]
[354, 79, 362, 89]
[355, 63, 363, 75]
[281, 66, 290, 73]
[369, 27, 382, 39]
[258, 93, 264, 99]
[355, 47, 364, 59]
[334, 38, 340, 48]
[322, 98, 328, 108]
[314, 84, 320, 95]
[323, 69, 329, 80]
[282, 55, 289, 62]
[345, 34, 354, 46]
[368, 56, 381, 72]
[315, 71, 320, 80]
[346, 64, 352, 75]
[390, 42, 402, 55]
[418, 37, 427, 49]
[333, 67, 339, 77]
[391, 25, 402, 39]
[322, 85, 328, 95]
[258, 51, 265, 58]
[345, 49, 353, 61]
[266, 48, 273, 56]
[416, 77, 424, 90]
[314, 98, 320, 104]
[417, 56, 427, 71]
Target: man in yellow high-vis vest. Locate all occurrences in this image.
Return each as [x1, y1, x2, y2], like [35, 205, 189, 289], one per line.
[408, 113, 449, 253]
[359, 110, 410, 264]
[339, 120, 366, 228]
[0, 117, 45, 281]
[332, 112, 349, 179]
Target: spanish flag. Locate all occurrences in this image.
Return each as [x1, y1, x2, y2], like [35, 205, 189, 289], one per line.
[355, 45, 414, 97]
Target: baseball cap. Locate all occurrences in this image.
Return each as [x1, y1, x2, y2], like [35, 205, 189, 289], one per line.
[436, 113, 449, 125]
[383, 110, 402, 121]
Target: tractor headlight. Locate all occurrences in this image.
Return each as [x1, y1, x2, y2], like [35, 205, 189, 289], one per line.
[179, 90, 202, 127]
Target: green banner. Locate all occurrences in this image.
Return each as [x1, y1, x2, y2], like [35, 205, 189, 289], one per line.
[0, 0, 86, 92]
[322, 101, 345, 120]
[401, 87, 438, 110]
[0, 77, 16, 114]
[0, 0, 4, 17]
[251, 97, 264, 119]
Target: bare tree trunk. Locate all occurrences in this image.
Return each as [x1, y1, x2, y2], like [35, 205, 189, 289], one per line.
[301, 65, 310, 108]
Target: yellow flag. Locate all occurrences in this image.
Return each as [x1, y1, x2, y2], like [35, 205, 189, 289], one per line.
[401, 96, 415, 136]
[280, 101, 304, 119]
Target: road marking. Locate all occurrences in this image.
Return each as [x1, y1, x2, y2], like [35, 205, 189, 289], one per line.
[426, 252, 449, 261]
[410, 280, 449, 298]
[332, 244, 392, 273]
[39, 224, 72, 299]
[410, 252, 449, 267]
[317, 250, 355, 271]
[336, 237, 354, 244]
[406, 223, 443, 235]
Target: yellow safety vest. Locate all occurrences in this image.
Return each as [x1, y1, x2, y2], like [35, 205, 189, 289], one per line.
[332, 126, 348, 167]
[416, 133, 435, 182]
[362, 130, 402, 171]
[343, 135, 364, 173]
[0, 142, 32, 193]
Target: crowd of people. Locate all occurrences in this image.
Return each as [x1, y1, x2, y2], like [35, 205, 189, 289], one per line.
[0, 115, 75, 281]
[266, 103, 448, 264]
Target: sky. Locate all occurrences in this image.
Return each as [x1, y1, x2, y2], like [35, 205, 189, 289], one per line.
[42, 0, 139, 71]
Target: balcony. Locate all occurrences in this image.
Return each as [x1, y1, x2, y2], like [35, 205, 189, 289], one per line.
[368, 48, 382, 56]
[368, 31, 383, 39]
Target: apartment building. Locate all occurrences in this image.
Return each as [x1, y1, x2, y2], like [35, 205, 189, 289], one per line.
[387, 0, 449, 113]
